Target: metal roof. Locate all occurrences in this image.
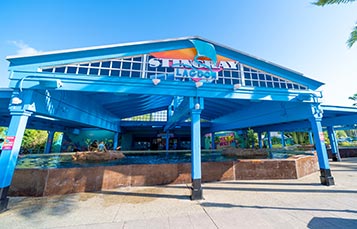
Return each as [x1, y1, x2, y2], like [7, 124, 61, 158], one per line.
[1, 37, 353, 134]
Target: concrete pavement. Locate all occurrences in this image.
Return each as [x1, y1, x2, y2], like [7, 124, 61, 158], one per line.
[1, 158, 357, 228]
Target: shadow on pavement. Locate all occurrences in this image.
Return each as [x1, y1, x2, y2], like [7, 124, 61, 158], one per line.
[218, 181, 322, 186]
[202, 186, 357, 194]
[14, 195, 78, 218]
[200, 202, 357, 214]
[308, 217, 357, 229]
[97, 190, 191, 200]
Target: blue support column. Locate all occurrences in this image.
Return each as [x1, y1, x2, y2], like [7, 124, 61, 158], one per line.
[44, 131, 55, 154]
[281, 132, 286, 147]
[113, 132, 119, 150]
[190, 97, 203, 200]
[211, 132, 216, 150]
[309, 131, 314, 144]
[327, 126, 341, 162]
[267, 132, 272, 149]
[166, 132, 170, 151]
[309, 104, 334, 186]
[0, 110, 31, 212]
[258, 132, 262, 149]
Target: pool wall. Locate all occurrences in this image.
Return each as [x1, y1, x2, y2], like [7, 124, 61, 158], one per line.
[327, 147, 357, 158]
[9, 155, 318, 197]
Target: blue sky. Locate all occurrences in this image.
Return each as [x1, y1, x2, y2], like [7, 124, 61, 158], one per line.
[0, 0, 356, 106]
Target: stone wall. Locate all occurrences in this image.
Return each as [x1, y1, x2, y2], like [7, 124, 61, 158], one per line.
[327, 148, 357, 158]
[9, 155, 318, 197]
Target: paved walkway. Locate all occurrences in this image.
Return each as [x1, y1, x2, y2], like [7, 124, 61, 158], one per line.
[1, 158, 357, 228]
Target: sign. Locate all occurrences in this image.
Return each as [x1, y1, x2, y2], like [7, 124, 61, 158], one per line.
[148, 58, 238, 70]
[319, 132, 325, 142]
[2, 136, 16, 150]
[149, 46, 237, 83]
[157, 133, 174, 138]
[217, 132, 235, 147]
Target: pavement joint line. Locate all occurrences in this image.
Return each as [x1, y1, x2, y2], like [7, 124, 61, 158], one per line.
[201, 204, 219, 229]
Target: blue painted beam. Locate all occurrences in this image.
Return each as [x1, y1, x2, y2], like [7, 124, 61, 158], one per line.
[9, 71, 321, 102]
[214, 44, 323, 90]
[252, 113, 357, 133]
[281, 131, 286, 147]
[211, 132, 216, 149]
[20, 90, 120, 132]
[113, 132, 119, 150]
[210, 102, 313, 133]
[7, 38, 196, 71]
[327, 126, 341, 162]
[44, 130, 55, 154]
[309, 131, 314, 144]
[190, 98, 203, 200]
[164, 97, 190, 131]
[120, 120, 166, 127]
[0, 109, 31, 211]
[321, 105, 357, 113]
[0, 89, 13, 98]
[7, 37, 323, 91]
[258, 132, 262, 148]
[333, 125, 357, 131]
[254, 120, 311, 133]
[309, 115, 334, 186]
[24, 118, 69, 132]
[267, 132, 272, 149]
[322, 115, 357, 127]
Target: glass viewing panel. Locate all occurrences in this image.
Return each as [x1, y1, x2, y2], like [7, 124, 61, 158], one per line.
[123, 110, 167, 122]
[40, 55, 308, 90]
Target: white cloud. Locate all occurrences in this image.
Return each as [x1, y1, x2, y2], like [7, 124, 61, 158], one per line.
[9, 40, 41, 56]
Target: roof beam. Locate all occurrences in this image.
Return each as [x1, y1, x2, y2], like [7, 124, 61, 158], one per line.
[210, 102, 313, 133]
[28, 90, 120, 132]
[253, 120, 311, 133]
[322, 114, 357, 127]
[164, 97, 190, 131]
[10, 71, 321, 102]
[7, 38, 195, 70]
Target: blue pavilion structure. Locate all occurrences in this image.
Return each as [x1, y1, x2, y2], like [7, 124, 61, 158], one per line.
[1, 37, 357, 211]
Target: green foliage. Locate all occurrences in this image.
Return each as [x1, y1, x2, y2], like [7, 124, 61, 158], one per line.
[246, 129, 257, 148]
[336, 130, 347, 138]
[0, 127, 63, 153]
[313, 0, 356, 6]
[272, 143, 283, 148]
[313, 0, 357, 48]
[339, 141, 357, 147]
[127, 114, 152, 121]
[345, 129, 357, 137]
[51, 132, 63, 152]
[22, 129, 48, 153]
[347, 24, 357, 48]
[348, 93, 357, 106]
[271, 137, 281, 145]
[323, 131, 330, 145]
[288, 132, 310, 145]
[0, 127, 7, 139]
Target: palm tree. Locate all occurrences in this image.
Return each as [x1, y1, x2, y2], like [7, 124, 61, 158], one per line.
[348, 93, 357, 106]
[313, 0, 357, 48]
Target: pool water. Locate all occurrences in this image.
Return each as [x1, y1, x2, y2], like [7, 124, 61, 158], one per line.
[16, 150, 314, 169]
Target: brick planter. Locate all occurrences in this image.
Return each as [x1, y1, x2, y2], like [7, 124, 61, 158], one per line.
[9, 155, 318, 197]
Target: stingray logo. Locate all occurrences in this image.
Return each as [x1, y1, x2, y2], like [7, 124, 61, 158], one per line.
[175, 40, 218, 82]
[148, 40, 238, 85]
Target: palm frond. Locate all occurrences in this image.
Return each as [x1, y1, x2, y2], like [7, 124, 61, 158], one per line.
[313, 0, 356, 6]
[348, 93, 357, 101]
[347, 23, 357, 48]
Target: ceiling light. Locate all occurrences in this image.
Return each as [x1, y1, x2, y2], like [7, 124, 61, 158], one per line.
[152, 78, 161, 86]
